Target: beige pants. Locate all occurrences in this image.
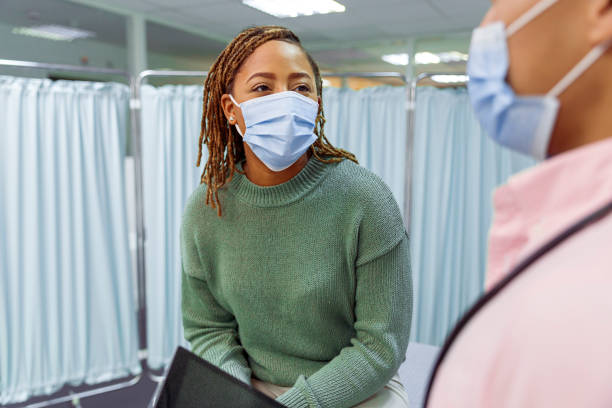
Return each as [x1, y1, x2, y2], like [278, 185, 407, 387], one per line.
[252, 374, 410, 407]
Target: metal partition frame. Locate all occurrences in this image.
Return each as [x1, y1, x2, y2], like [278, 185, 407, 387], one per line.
[322, 71, 407, 83]
[0, 58, 129, 78]
[129, 70, 209, 374]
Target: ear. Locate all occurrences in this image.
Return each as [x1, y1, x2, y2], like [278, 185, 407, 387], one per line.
[588, 0, 612, 45]
[220, 94, 238, 125]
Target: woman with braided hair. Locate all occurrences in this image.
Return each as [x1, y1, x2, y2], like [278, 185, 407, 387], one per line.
[181, 25, 412, 408]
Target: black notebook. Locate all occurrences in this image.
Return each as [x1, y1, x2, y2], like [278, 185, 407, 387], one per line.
[149, 347, 285, 408]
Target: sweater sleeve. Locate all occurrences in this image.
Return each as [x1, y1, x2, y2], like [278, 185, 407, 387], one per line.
[181, 220, 252, 385]
[276, 234, 413, 408]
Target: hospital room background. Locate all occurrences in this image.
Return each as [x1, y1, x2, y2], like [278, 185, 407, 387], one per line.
[0, 0, 536, 407]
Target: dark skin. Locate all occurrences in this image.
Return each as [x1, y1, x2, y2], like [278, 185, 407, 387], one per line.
[220, 40, 321, 187]
[483, 0, 612, 156]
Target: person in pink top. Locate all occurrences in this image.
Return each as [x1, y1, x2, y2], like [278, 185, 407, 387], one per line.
[426, 0, 612, 407]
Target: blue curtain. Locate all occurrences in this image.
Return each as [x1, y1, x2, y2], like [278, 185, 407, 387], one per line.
[0, 76, 140, 404]
[141, 85, 203, 369]
[323, 86, 408, 217]
[409, 87, 536, 346]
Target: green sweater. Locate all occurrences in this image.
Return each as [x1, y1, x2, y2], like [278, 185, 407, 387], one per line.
[181, 156, 412, 408]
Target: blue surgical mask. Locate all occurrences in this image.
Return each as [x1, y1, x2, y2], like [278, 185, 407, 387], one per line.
[468, 0, 612, 159]
[229, 91, 319, 172]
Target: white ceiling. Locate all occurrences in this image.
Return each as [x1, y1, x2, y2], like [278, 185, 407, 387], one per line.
[72, 0, 490, 46]
[1, 0, 491, 72]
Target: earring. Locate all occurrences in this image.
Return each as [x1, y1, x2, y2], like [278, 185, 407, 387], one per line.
[229, 116, 235, 124]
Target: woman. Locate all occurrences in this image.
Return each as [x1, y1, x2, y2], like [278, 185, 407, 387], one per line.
[180, 26, 412, 408]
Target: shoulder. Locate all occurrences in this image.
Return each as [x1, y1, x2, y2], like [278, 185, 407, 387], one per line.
[182, 183, 208, 219]
[181, 183, 221, 234]
[329, 159, 395, 199]
[327, 159, 400, 216]
[325, 159, 406, 265]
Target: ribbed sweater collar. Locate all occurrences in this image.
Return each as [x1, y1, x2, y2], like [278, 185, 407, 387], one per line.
[226, 156, 333, 207]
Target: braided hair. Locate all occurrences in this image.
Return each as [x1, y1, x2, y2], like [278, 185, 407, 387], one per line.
[197, 25, 358, 216]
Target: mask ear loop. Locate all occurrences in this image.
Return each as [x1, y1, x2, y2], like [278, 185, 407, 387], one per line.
[507, 0, 558, 36]
[548, 39, 612, 97]
[503, 0, 612, 98]
[228, 94, 240, 107]
[228, 94, 244, 137]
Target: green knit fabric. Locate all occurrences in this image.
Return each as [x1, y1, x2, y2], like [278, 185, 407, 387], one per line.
[181, 157, 412, 408]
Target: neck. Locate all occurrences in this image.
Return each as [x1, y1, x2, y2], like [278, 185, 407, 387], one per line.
[242, 143, 311, 187]
[548, 56, 612, 156]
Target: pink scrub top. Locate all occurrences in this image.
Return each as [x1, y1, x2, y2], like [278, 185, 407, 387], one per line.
[427, 137, 612, 408]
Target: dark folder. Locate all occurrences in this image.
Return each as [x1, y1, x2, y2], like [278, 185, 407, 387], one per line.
[149, 347, 285, 408]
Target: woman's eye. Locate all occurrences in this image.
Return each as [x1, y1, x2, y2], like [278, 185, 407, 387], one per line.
[253, 84, 270, 92]
[295, 84, 311, 93]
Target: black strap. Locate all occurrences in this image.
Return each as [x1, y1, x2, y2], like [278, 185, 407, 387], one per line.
[424, 199, 612, 406]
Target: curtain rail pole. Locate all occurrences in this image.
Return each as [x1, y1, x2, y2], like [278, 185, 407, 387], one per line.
[321, 72, 407, 83]
[0, 58, 129, 77]
[133, 69, 408, 83]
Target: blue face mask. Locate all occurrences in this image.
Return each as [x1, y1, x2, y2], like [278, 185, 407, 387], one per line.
[229, 91, 319, 172]
[468, 0, 611, 160]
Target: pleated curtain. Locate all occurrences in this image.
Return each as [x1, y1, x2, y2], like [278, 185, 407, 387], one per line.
[140, 85, 203, 369]
[0, 76, 140, 404]
[409, 87, 536, 346]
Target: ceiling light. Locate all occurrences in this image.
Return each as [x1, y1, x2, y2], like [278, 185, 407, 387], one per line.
[242, 0, 346, 18]
[12, 25, 95, 41]
[415, 51, 468, 65]
[382, 51, 470, 67]
[437, 51, 469, 63]
[431, 75, 469, 84]
[415, 52, 441, 65]
[382, 53, 410, 66]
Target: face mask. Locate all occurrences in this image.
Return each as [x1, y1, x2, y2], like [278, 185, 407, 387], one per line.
[468, 0, 612, 159]
[229, 91, 319, 172]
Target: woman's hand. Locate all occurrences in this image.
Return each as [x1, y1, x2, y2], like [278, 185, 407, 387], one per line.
[251, 376, 281, 399]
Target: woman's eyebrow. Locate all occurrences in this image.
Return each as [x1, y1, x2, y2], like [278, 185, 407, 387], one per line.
[247, 72, 276, 82]
[288, 72, 312, 81]
[247, 72, 312, 82]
